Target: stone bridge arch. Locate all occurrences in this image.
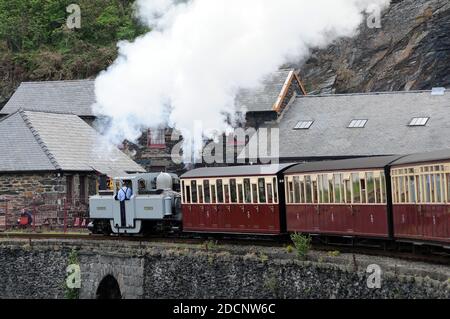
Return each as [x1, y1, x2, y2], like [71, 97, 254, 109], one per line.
[96, 274, 122, 299]
[79, 252, 144, 299]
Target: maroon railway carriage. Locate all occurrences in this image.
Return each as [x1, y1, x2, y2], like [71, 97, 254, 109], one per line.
[283, 156, 401, 239]
[180, 164, 295, 235]
[390, 150, 450, 245]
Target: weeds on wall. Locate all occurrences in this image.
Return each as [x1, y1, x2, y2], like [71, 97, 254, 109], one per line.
[64, 248, 80, 299]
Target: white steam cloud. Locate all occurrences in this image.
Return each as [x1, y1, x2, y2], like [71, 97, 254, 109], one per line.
[93, 0, 390, 162]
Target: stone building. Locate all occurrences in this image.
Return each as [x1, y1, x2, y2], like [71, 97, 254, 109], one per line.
[0, 109, 144, 228]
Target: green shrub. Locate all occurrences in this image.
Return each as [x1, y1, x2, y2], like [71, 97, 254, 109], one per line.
[290, 232, 311, 259]
[64, 248, 80, 299]
[285, 245, 294, 254]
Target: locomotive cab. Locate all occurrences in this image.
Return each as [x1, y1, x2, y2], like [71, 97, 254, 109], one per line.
[89, 173, 182, 235]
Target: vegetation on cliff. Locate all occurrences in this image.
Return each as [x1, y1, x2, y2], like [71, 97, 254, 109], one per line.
[1, 0, 449, 106]
[0, 0, 146, 106]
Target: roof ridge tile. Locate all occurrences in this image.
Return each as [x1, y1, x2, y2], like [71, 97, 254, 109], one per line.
[19, 110, 62, 170]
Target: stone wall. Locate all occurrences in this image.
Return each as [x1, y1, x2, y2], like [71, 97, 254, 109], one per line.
[0, 239, 448, 299]
[0, 172, 97, 228]
[0, 241, 69, 298]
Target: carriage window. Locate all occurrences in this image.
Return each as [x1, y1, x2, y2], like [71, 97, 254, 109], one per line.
[312, 180, 318, 204]
[224, 184, 230, 203]
[375, 177, 381, 203]
[185, 185, 191, 203]
[258, 178, 266, 203]
[321, 175, 330, 203]
[318, 176, 323, 203]
[305, 176, 312, 203]
[404, 176, 410, 203]
[273, 177, 278, 203]
[334, 174, 343, 203]
[182, 181, 186, 203]
[252, 183, 258, 203]
[300, 178, 306, 203]
[238, 184, 243, 203]
[418, 175, 424, 203]
[244, 179, 251, 203]
[408, 176, 416, 203]
[216, 179, 224, 203]
[447, 174, 450, 203]
[288, 181, 294, 204]
[415, 175, 421, 203]
[329, 177, 334, 204]
[425, 174, 431, 203]
[191, 180, 198, 203]
[366, 173, 375, 203]
[430, 174, 436, 203]
[352, 173, 360, 203]
[436, 174, 442, 203]
[345, 179, 352, 203]
[380, 173, 386, 203]
[198, 185, 203, 203]
[293, 176, 301, 203]
[392, 177, 398, 203]
[203, 180, 211, 203]
[267, 183, 273, 204]
[360, 178, 367, 203]
[230, 179, 237, 203]
[211, 185, 217, 203]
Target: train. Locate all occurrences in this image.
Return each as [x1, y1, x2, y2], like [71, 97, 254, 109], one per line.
[89, 149, 450, 248]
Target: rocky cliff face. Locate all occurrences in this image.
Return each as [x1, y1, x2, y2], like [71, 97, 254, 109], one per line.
[295, 0, 450, 94]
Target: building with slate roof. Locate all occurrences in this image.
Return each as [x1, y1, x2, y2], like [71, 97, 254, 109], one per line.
[240, 88, 450, 163]
[0, 109, 144, 227]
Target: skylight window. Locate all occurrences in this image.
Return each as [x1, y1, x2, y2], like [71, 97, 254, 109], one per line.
[431, 87, 445, 96]
[294, 120, 314, 130]
[348, 119, 367, 128]
[409, 117, 429, 126]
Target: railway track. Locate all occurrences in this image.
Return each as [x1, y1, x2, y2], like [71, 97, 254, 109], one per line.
[0, 231, 449, 265]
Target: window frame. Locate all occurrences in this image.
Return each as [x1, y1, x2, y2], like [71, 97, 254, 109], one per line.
[147, 128, 166, 149]
[285, 169, 387, 205]
[348, 119, 368, 128]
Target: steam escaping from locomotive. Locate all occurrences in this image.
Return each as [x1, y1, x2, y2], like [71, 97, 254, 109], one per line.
[93, 0, 390, 163]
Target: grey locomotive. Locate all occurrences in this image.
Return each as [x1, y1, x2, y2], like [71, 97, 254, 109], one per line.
[88, 172, 182, 235]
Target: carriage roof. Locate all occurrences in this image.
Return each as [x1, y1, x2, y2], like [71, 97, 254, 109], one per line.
[181, 163, 296, 179]
[285, 156, 402, 174]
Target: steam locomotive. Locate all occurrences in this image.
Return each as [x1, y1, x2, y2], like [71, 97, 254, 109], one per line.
[89, 172, 182, 235]
[89, 149, 450, 248]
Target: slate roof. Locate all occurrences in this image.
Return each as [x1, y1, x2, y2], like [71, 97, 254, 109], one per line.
[254, 90, 450, 160]
[0, 110, 145, 175]
[2, 69, 295, 116]
[235, 69, 294, 112]
[0, 80, 95, 116]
